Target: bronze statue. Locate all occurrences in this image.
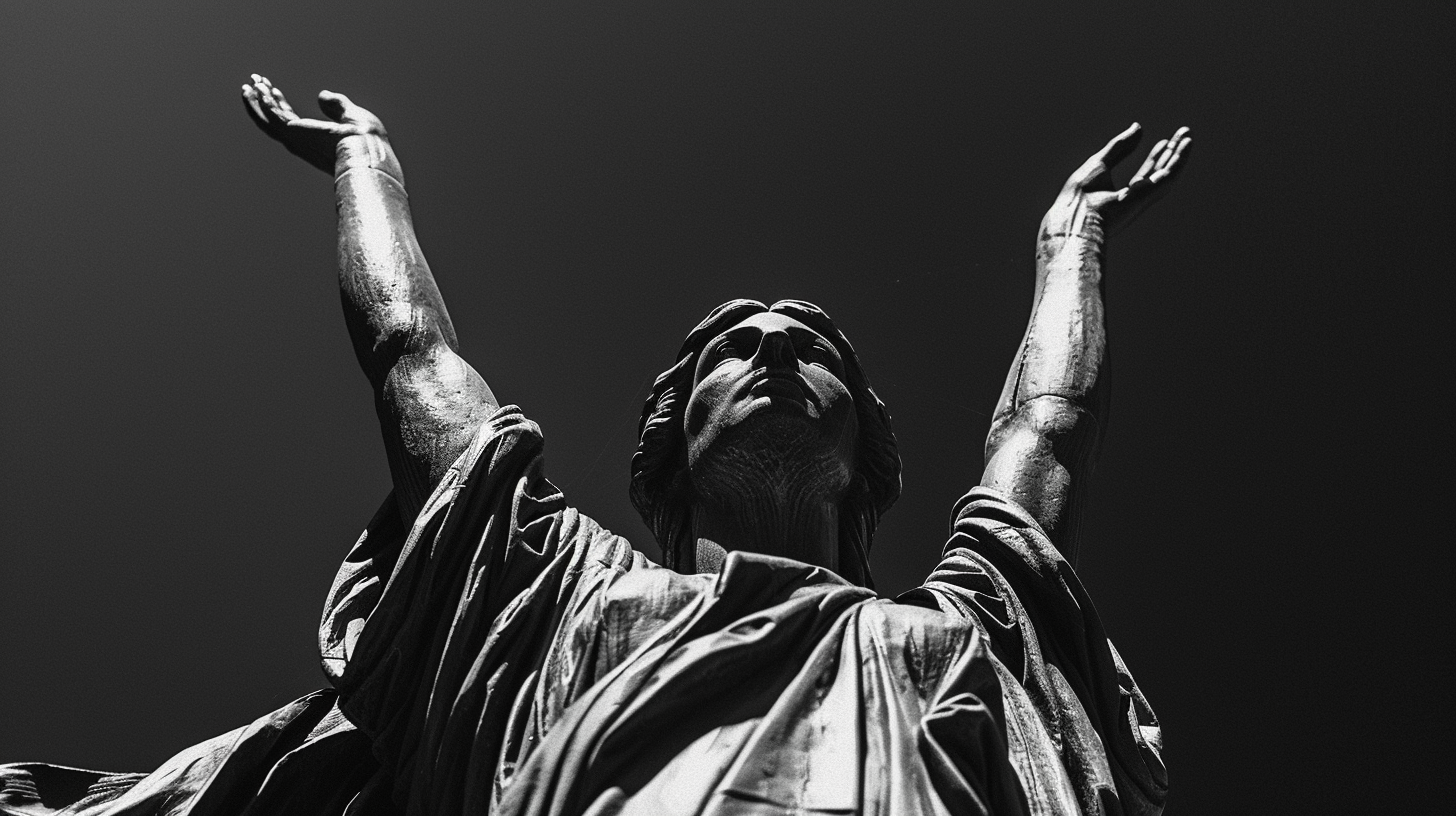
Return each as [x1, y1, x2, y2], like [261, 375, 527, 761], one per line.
[0, 75, 1189, 816]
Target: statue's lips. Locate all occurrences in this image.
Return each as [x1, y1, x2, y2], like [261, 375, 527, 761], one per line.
[746, 375, 807, 403]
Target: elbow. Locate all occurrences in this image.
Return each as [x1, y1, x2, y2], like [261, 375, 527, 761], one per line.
[985, 395, 1098, 466]
[369, 300, 431, 354]
[350, 301, 449, 385]
[980, 395, 1100, 557]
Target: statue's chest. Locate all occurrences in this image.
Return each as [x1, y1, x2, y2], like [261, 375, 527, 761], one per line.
[852, 600, 984, 698]
[592, 566, 710, 668]
[544, 565, 712, 694]
[575, 567, 980, 702]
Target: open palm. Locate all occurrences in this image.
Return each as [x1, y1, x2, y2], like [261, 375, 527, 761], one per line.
[241, 74, 387, 175]
[1043, 123, 1192, 240]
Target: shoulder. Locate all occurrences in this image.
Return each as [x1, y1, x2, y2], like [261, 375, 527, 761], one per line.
[948, 486, 1066, 587]
[463, 404, 547, 474]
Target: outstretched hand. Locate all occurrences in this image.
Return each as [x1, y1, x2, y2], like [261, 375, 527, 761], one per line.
[1042, 123, 1192, 240]
[241, 74, 387, 175]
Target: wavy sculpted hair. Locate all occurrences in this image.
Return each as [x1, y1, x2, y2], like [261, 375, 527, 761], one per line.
[629, 299, 901, 588]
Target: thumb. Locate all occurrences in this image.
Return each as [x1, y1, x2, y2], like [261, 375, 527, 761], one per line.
[317, 90, 352, 123]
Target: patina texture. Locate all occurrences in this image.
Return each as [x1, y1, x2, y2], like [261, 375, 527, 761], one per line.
[1, 75, 1189, 816]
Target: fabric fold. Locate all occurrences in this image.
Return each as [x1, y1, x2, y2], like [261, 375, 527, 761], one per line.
[4, 405, 1165, 816]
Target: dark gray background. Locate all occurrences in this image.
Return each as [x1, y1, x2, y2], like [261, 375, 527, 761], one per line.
[2, 1, 1448, 813]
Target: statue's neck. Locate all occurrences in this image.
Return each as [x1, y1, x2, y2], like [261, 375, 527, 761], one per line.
[688, 479, 839, 574]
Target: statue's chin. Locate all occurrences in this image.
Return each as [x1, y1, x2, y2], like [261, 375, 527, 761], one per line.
[689, 406, 812, 468]
[688, 410, 852, 504]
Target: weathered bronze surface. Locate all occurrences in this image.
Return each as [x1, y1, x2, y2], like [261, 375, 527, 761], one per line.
[1, 76, 1189, 816]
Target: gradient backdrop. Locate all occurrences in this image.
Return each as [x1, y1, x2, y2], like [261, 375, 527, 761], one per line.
[2, 2, 1448, 813]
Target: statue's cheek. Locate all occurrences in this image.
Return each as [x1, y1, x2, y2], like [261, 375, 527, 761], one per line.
[684, 376, 732, 437]
[804, 370, 852, 413]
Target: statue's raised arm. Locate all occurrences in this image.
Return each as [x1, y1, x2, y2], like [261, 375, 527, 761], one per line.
[2, 87, 1179, 816]
[982, 123, 1191, 561]
[242, 75, 498, 518]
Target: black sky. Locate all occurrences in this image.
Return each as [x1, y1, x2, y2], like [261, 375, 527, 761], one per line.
[1, 1, 1449, 813]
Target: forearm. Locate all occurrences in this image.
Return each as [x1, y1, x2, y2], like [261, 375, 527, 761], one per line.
[333, 133, 497, 517]
[982, 225, 1108, 557]
[992, 226, 1109, 427]
[975, 123, 1190, 558]
[242, 77, 501, 517]
[333, 133, 460, 387]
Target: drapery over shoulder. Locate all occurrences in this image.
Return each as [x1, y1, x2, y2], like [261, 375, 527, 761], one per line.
[316, 405, 1168, 816]
[2, 404, 1165, 816]
[905, 490, 1169, 815]
[318, 405, 650, 814]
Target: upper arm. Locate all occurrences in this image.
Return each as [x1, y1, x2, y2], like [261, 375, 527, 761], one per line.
[330, 151, 502, 517]
[980, 395, 1098, 559]
[377, 343, 499, 517]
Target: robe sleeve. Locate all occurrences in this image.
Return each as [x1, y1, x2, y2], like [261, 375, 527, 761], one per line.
[911, 486, 1169, 816]
[315, 405, 643, 814]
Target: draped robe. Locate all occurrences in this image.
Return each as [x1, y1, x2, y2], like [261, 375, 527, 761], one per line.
[1, 406, 1167, 816]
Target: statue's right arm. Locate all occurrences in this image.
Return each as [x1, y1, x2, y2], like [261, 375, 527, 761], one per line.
[980, 124, 1190, 563]
[243, 76, 498, 517]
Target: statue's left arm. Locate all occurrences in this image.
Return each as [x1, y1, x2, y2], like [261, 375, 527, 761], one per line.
[982, 124, 1191, 562]
[242, 76, 499, 519]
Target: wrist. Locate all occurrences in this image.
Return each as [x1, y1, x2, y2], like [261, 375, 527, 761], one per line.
[1036, 227, 1105, 273]
[334, 132, 404, 185]
[1039, 206, 1106, 245]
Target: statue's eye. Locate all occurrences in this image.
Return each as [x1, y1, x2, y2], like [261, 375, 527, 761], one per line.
[802, 342, 840, 371]
[711, 339, 741, 361]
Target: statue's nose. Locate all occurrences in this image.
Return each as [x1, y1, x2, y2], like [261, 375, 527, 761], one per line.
[754, 330, 797, 369]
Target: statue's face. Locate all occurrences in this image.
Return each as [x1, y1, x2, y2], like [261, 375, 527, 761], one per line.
[683, 312, 858, 494]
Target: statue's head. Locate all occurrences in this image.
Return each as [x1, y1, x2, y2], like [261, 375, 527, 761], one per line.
[630, 299, 901, 587]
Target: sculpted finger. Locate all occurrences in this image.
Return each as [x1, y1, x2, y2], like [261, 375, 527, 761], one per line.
[318, 90, 350, 123]
[1069, 123, 1142, 189]
[251, 74, 277, 103]
[285, 117, 353, 139]
[241, 84, 269, 128]
[249, 80, 282, 121]
[249, 79, 290, 127]
[1149, 136, 1192, 184]
[1096, 122, 1144, 169]
[268, 85, 298, 119]
[1117, 177, 1150, 204]
[1154, 128, 1187, 172]
[320, 90, 386, 136]
[1128, 139, 1168, 185]
[1170, 132, 1192, 166]
[250, 75, 294, 119]
[283, 117, 338, 133]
